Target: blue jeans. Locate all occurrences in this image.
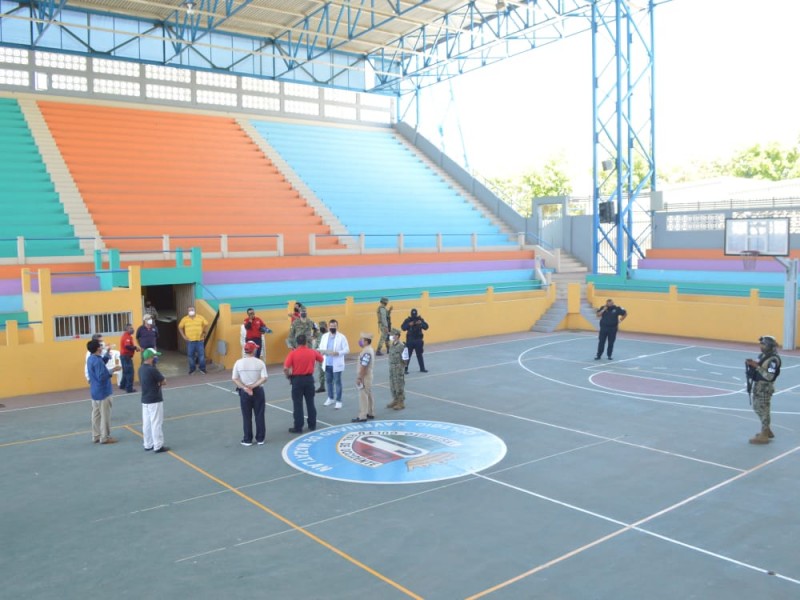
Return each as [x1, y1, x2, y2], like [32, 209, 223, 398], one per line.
[120, 355, 134, 391]
[187, 340, 206, 373]
[325, 366, 343, 401]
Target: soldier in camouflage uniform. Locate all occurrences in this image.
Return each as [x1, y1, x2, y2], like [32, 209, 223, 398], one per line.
[375, 297, 392, 356]
[746, 335, 781, 445]
[386, 328, 407, 410]
[314, 321, 327, 394]
[288, 308, 315, 350]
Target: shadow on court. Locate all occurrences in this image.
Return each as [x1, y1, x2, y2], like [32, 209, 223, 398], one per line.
[3, 331, 800, 599]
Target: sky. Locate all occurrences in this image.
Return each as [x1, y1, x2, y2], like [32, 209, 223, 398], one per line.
[416, 0, 800, 192]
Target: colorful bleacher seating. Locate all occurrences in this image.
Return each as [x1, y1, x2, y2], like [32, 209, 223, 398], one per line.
[37, 102, 343, 255]
[250, 120, 515, 249]
[0, 98, 82, 259]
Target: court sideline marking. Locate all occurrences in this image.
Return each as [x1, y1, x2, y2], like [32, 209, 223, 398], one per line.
[121, 425, 423, 599]
[173, 438, 619, 563]
[466, 444, 800, 598]
[519, 339, 800, 414]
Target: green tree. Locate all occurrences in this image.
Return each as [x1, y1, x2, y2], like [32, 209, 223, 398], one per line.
[719, 141, 800, 180]
[487, 157, 573, 217]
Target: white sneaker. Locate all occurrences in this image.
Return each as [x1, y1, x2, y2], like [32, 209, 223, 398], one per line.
[323, 398, 334, 406]
[335, 401, 342, 410]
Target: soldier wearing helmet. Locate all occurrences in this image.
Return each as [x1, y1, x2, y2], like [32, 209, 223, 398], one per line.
[745, 335, 781, 444]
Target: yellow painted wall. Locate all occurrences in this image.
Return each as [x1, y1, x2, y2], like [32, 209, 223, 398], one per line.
[0, 267, 144, 399]
[209, 286, 557, 370]
[585, 283, 790, 345]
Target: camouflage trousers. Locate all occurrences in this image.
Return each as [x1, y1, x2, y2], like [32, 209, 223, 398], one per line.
[376, 327, 389, 353]
[752, 381, 774, 428]
[388, 366, 405, 406]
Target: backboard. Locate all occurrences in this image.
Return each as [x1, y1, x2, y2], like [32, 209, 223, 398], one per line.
[724, 217, 790, 257]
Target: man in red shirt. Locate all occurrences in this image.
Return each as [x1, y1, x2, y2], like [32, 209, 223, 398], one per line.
[283, 333, 324, 433]
[242, 307, 271, 359]
[119, 322, 140, 393]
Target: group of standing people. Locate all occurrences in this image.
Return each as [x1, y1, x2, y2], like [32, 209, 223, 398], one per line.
[87, 297, 433, 451]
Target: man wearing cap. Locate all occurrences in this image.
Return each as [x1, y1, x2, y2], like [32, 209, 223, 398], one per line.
[352, 332, 376, 422]
[401, 308, 429, 373]
[87, 338, 122, 444]
[232, 341, 269, 446]
[283, 334, 324, 433]
[179, 306, 209, 375]
[139, 348, 169, 453]
[745, 335, 782, 444]
[314, 320, 328, 394]
[386, 328, 408, 410]
[319, 319, 350, 409]
[288, 307, 315, 350]
[375, 297, 393, 356]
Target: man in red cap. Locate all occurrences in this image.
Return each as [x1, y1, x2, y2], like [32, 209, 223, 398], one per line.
[232, 341, 269, 446]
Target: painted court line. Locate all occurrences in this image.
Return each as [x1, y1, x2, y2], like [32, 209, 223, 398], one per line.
[518, 342, 800, 414]
[121, 426, 422, 599]
[409, 388, 744, 473]
[466, 444, 800, 598]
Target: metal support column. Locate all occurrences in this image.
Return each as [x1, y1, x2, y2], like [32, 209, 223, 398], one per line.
[592, 0, 658, 275]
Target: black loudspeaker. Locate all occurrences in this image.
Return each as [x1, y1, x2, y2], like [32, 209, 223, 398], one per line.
[598, 201, 615, 224]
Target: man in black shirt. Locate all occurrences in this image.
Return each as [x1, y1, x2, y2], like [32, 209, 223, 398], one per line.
[595, 299, 627, 360]
[139, 348, 169, 453]
[401, 308, 429, 373]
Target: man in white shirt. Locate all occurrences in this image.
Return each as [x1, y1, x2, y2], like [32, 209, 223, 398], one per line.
[318, 319, 349, 409]
[232, 341, 269, 446]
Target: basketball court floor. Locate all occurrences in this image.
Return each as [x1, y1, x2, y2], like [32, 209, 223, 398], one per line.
[3, 331, 800, 599]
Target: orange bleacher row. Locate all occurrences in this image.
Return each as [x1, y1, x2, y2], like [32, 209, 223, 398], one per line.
[37, 100, 345, 254]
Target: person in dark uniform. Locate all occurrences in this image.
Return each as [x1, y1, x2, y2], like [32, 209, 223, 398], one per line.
[401, 308, 429, 373]
[283, 333, 324, 434]
[746, 335, 781, 445]
[595, 298, 627, 360]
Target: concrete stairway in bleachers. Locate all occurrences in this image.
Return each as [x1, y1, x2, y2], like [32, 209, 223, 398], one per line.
[530, 297, 599, 333]
[531, 298, 567, 333]
[17, 98, 100, 256]
[549, 251, 589, 300]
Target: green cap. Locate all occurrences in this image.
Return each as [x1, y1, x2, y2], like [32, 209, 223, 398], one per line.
[142, 348, 162, 360]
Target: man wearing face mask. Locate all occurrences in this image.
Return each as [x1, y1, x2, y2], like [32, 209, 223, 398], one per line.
[318, 319, 350, 409]
[401, 308, 429, 373]
[386, 328, 408, 410]
[136, 315, 159, 364]
[352, 332, 376, 422]
[241, 307, 271, 360]
[118, 323, 140, 393]
[314, 320, 328, 394]
[288, 307, 315, 350]
[179, 306, 209, 375]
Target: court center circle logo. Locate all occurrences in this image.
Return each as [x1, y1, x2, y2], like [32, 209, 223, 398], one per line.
[282, 420, 507, 484]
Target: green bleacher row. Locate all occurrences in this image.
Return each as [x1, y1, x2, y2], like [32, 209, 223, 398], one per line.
[203, 280, 543, 312]
[0, 100, 82, 257]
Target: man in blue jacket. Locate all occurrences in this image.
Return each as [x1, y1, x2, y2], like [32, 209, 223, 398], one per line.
[87, 338, 121, 444]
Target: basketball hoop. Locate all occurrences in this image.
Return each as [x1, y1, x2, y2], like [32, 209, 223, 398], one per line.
[741, 250, 760, 271]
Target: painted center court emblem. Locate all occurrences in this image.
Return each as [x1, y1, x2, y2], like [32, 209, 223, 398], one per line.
[282, 420, 507, 484]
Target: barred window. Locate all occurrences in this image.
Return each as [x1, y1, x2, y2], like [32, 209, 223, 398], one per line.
[54, 311, 132, 340]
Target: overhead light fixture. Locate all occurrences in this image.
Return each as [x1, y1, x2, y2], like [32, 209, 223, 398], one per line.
[185, 1, 195, 15]
[496, 1, 506, 10]
[602, 159, 615, 172]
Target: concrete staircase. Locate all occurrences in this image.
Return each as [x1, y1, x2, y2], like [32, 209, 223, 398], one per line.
[530, 297, 599, 333]
[549, 251, 589, 300]
[531, 298, 567, 333]
[531, 251, 598, 332]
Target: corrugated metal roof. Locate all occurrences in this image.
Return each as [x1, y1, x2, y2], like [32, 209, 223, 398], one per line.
[62, 0, 498, 54]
